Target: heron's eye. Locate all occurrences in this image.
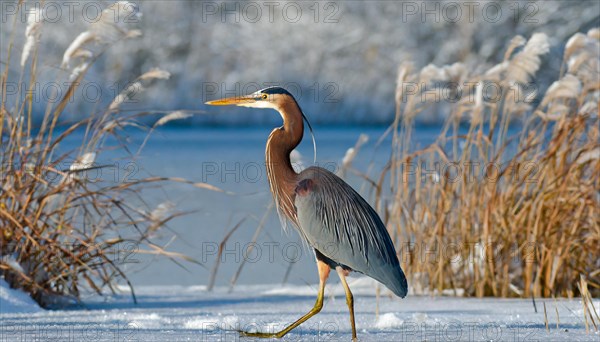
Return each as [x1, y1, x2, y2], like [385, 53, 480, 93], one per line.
[262, 94, 268, 100]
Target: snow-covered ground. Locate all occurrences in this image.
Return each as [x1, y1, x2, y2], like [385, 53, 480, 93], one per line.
[2, 277, 598, 341]
[0, 279, 42, 315]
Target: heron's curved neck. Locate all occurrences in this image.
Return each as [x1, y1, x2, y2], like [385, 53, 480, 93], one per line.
[273, 100, 304, 153]
[265, 100, 304, 225]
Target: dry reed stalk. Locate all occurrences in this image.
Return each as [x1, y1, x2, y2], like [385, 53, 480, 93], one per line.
[228, 203, 274, 292]
[578, 275, 599, 333]
[207, 218, 247, 292]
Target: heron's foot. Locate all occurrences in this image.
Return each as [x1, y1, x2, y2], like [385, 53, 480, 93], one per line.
[238, 329, 284, 339]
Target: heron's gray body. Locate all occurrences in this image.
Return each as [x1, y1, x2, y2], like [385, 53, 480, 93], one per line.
[295, 166, 408, 298]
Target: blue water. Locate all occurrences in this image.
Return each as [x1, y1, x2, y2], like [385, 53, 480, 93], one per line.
[55, 125, 443, 288]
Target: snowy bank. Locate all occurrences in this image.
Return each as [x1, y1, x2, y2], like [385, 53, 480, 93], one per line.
[0, 278, 42, 314]
[1, 282, 598, 341]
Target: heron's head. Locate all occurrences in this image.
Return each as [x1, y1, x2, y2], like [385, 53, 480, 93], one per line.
[204, 86, 295, 110]
[205, 86, 317, 162]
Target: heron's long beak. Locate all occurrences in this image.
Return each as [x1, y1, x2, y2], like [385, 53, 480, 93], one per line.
[205, 95, 255, 106]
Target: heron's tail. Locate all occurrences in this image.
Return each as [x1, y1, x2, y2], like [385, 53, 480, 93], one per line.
[381, 265, 408, 298]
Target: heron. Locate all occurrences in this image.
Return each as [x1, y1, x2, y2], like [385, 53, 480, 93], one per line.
[205, 87, 407, 340]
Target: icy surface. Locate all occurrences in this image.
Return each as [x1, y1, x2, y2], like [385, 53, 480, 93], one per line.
[1, 279, 598, 341]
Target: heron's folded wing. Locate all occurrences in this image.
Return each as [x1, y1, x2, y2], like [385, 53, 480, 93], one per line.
[295, 167, 407, 297]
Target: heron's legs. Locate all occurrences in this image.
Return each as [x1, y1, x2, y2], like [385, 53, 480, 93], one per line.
[336, 266, 357, 341]
[239, 260, 330, 338]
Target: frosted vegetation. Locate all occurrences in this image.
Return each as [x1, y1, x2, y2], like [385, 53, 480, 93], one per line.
[1, 0, 598, 124]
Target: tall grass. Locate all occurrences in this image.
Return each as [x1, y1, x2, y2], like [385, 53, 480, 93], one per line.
[0, 2, 204, 307]
[371, 30, 599, 298]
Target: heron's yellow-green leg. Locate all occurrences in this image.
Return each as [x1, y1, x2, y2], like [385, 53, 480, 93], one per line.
[239, 260, 331, 339]
[336, 266, 357, 341]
